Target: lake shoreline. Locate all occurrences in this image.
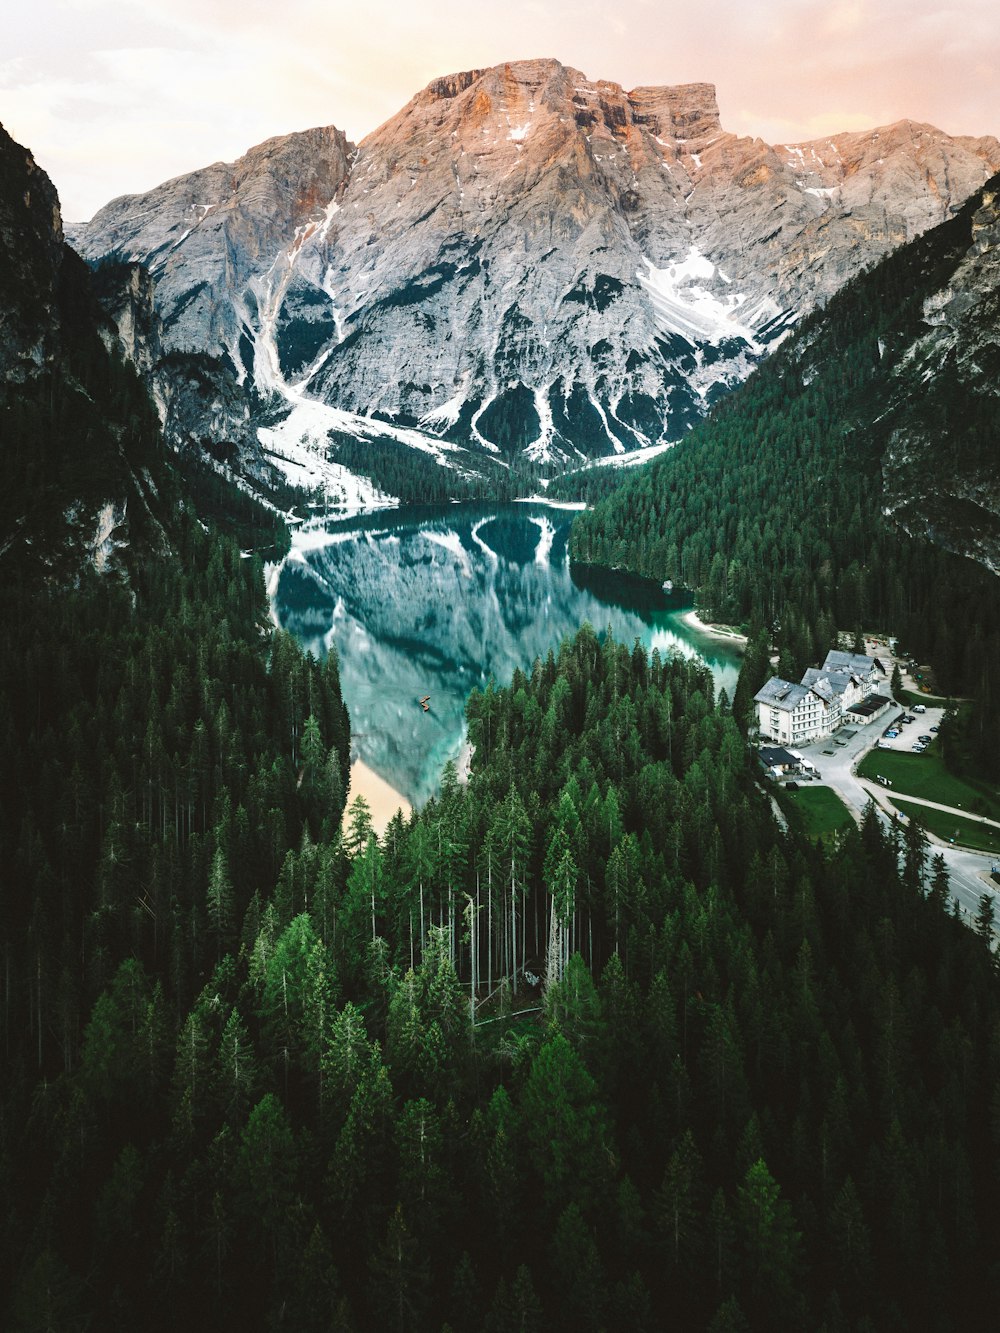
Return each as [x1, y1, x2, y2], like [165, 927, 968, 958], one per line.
[683, 609, 749, 646]
[344, 759, 412, 835]
[272, 505, 745, 810]
[512, 495, 588, 511]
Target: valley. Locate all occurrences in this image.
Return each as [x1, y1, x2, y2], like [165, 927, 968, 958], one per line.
[4, 38, 1000, 1333]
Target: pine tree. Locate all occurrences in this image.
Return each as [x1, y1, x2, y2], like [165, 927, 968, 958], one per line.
[975, 891, 996, 946]
[521, 1033, 607, 1210]
[207, 846, 235, 960]
[736, 1158, 801, 1316]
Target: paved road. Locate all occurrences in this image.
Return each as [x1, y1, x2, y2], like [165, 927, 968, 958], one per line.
[791, 717, 999, 924]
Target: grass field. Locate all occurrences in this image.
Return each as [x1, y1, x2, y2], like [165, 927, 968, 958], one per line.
[857, 750, 1000, 822]
[778, 785, 856, 843]
[889, 798, 1000, 856]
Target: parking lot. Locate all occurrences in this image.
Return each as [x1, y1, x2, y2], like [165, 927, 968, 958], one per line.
[871, 705, 946, 753]
[774, 700, 946, 789]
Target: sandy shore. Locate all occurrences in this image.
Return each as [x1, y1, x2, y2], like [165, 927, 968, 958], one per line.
[456, 739, 473, 784]
[682, 609, 748, 646]
[513, 495, 588, 511]
[343, 759, 412, 836]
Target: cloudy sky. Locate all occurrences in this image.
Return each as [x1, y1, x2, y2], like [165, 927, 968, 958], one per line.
[4, 0, 998, 221]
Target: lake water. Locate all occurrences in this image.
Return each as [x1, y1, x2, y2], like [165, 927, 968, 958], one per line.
[269, 502, 744, 806]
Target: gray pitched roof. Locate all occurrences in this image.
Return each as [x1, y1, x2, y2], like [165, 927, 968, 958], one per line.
[754, 677, 812, 711]
[822, 650, 885, 677]
[801, 667, 852, 697]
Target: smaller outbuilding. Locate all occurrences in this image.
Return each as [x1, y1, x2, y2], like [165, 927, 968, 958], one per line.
[847, 693, 895, 725]
[758, 745, 800, 778]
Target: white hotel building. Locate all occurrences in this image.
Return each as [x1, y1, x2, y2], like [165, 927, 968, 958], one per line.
[754, 651, 888, 745]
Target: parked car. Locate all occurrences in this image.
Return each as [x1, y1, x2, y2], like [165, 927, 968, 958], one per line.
[914, 704, 926, 713]
[885, 730, 899, 739]
[912, 743, 926, 752]
[903, 714, 915, 723]
[918, 735, 932, 743]
[930, 725, 939, 732]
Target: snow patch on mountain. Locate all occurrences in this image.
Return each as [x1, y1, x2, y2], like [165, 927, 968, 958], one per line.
[637, 249, 759, 350]
[420, 378, 472, 431]
[258, 408, 396, 512]
[577, 441, 675, 470]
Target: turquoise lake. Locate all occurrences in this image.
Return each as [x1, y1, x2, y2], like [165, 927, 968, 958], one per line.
[269, 502, 744, 806]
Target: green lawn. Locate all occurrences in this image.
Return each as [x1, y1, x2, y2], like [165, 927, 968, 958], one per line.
[857, 749, 1000, 822]
[778, 785, 856, 843]
[889, 798, 1000, 856]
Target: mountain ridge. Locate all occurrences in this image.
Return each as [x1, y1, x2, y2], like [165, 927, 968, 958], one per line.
[69, 58, 1000, 499]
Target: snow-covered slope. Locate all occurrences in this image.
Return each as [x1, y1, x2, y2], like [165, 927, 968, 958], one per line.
[71, 59, 1000, 495]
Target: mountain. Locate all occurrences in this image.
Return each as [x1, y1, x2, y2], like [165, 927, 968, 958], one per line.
[70, 59, 1000, 498]
[0, 122, 64, 381]
[878, 181, 1000, 565]
[0, 122, 170, 575]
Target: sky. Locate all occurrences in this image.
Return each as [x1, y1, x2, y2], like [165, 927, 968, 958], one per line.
[3, 0, 998, 221]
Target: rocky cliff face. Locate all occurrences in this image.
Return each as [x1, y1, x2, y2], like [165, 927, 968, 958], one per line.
[880, 182, 1000, 570]
[0, 122, 64, 382]
[89, 258, 161, 375]
[0, 122, 168, 575]
[70, 59, 1000, 488]
[70, 125, 356, 494]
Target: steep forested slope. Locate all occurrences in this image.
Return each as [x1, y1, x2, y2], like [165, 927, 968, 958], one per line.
[567, 177, 1000, 772]
[1, 124, 352, 1324]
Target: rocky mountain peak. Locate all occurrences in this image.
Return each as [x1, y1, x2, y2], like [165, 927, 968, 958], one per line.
[411, 60, 724, 144]
[626, 81, 722, 142]
[69, 64, 1000, 495]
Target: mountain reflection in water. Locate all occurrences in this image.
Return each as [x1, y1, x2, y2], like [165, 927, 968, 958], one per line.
[269, 503, 743, 806]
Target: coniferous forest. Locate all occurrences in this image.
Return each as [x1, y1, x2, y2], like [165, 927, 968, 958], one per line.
[5, 582, 1000, 1329]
